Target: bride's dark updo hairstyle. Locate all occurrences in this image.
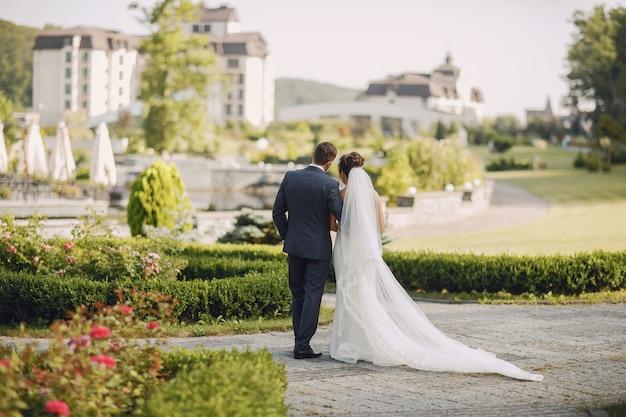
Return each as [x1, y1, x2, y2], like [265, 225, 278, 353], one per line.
[338, 151, 365, 178]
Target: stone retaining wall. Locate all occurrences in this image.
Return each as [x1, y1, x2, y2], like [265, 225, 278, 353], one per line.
[386, 180, 494, 228]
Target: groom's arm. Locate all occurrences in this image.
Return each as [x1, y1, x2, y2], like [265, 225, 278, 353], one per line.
[272, 178, 289, 240]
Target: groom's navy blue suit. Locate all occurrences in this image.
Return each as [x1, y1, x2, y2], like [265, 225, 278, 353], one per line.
[273, 165, 343, 352]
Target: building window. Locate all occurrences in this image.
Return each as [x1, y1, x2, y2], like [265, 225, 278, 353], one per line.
[82, 101, 88, 109]
[237, 105, 243, 115]
[118, 87, 123, 96]
[238, 90, 244, 99]
[65, 100, 71, 109]
[226, 104, 231, 115]
[82, 85, 88, 94]
[227, 59, 239, 69]
[65, 68, 71, 78]
[192, 24, 200, 33]
[204, 24, 211, 32]
[83, 52, 89, 62]
[65, 84, 71, 94]
[238, 74, 244, 84]
[83, 68, 89, 77]
[65, 52, 72, 63]
[119, 55, 124, 65]
[119, 71, 123, 80]
[63, 37, 72, 46]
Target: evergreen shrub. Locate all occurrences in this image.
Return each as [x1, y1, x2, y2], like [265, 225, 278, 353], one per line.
[144, 348, 288, 417]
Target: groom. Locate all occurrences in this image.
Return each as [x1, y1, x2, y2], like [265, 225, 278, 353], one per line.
[272, 142, 343, 359]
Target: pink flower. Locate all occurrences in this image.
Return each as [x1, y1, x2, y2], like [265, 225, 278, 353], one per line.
[7, 245, 17, 254]
[65, 255, 77, 264]
[55, 269, 66, 276]
[90, 354, 116, 369]
[146, 321, 160, 330]
[63, 242, 74, 251]
[67, 335, 91, 352]
[2, 232, 11, 241]
[45, 400, 70, 416]
[43, 244, 52, 252]
[117, 305, 133, 314]
[89, 326, 111, 339]
[33, 256, 40, 263]
[0, 357, 10, 368]
[109, 342, 124, 351]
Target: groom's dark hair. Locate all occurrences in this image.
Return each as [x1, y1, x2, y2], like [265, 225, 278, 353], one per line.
[313, 142, 338, 165]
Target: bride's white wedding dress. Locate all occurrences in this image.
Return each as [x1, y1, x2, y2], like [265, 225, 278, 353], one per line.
[330, 168, 543, 381]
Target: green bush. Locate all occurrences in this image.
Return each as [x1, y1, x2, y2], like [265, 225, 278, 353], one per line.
[0, 268, 291, 325]
[146, 348, 288, 417]
[217, 209, 281, 245]
[486, 157, 532, 171]
[127, 160, 193, 237]
[490, 135, 515, 153]
[0, 302, 287, 417]
[382, 251, 626, 295]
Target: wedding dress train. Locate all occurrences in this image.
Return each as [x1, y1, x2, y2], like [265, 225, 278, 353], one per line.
[329, 168, 543, 382]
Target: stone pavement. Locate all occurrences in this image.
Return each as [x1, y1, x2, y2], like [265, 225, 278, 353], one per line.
[165, 297, 626, 417]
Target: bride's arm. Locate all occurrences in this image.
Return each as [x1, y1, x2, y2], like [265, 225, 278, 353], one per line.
[375, 192, 385, 231]
[330, 213, 338, 232]
[330, 188, 345, 232]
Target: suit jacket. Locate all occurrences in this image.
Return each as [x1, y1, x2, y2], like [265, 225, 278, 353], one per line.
[272, 165, 343, 260]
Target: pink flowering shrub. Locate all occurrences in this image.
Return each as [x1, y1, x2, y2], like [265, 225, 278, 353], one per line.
[0, 302, 167, 416]
[0, 213, 186, 282]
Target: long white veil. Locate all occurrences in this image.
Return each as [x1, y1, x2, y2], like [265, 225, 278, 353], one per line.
[331, 168, 543, 381]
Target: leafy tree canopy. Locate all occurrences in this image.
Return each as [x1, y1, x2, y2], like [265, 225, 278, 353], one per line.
[130, 0, 221, 154]
[566, 5, 626, 139]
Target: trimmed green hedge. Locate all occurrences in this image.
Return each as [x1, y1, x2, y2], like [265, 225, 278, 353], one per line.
[146, 348, 287, 417]
[382, 250, 626, 295]
[0, 269, 291, 325]
[180, 243, 286, 280]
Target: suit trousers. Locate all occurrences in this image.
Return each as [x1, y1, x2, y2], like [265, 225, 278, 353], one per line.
[288, 254, 329, 351]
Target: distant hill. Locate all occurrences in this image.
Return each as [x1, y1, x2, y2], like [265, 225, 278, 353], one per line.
[274, 78, 362, 114]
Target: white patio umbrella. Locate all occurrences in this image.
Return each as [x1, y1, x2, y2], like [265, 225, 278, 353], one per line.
[0, 120, 8, 175]
[24, 122, 49, 177]
[49, 121, 76, 181]
[90, 121, 117, 186]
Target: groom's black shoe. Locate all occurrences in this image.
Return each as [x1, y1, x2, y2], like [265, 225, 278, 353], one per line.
[294, 347, 322, 359]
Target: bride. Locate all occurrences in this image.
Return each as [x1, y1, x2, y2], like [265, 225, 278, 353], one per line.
[329, 152, 543, 382]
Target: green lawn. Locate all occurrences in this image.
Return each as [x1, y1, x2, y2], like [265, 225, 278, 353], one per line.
[388, 146, 626, 256]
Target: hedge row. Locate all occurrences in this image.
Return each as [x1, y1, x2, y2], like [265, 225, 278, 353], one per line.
[148, 348, 287, 417]
[381, 250, 626, 295]
[0, 269, 291, 325]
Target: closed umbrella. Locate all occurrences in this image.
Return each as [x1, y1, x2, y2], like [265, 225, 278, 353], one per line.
[49, 121, 76, 181]
[90, 121, 117, 186]
[0, 120, 8, 175]
[24, 122, 48, 177]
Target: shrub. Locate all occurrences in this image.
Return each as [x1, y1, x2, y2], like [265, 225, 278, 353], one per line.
[0, 302, 288, 416]
[127, 160, 193, 237]
[0, 302, 167, 417]
[217, 208, 281, 245]
[490, 135, 515, 153]
[145, 348, 288, 417]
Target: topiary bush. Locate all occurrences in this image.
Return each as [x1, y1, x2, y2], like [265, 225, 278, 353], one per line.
[127, 160, 193, 237]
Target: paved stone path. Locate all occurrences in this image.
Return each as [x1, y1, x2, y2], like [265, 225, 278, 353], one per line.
[164, 298, 626, 417]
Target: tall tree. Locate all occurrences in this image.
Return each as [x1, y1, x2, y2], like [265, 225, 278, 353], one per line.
[0, 20, 39, 109]
[566, 5, 626, 134]
[131, 0, 220, 154]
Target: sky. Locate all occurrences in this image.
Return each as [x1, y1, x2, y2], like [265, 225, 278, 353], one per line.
[1, 0, 623, 122]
